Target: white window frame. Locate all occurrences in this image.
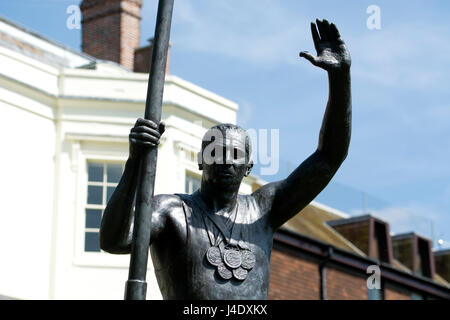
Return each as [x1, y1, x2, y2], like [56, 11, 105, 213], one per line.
[84, 161, 125, 252]
[72, 140, 132, 268]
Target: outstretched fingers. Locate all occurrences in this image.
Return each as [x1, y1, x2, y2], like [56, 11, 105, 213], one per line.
[330, 23, 342, 41]
[323, 19, 337, 41]
[310, 22, 321, 53]
[316, 19, 328, 42]
[315, 19, 342, 43]
[301, 19, 346, 69]
[299, 51, 319, 66]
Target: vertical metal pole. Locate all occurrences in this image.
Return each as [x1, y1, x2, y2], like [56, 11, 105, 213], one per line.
[124, 0, 174, 300]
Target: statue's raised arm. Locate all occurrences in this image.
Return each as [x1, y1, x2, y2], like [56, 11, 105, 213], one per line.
[253, 19, 352, 230]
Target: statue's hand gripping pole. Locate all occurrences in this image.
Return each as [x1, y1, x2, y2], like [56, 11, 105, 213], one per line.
[124, 0, 174, 300]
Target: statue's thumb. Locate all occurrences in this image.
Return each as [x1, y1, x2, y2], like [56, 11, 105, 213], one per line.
[299, 51, 318, 66]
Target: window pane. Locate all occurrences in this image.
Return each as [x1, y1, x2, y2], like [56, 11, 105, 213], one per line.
[106, 186, 116, 203]
[88, 163, 103, 182]
[192, 176, 201, 192]
[186, 173, 201, 193]
[87, 185, 103, 205]
[85, 232, 100, 252]
[107, 163, 123, 183]
[185, 177, 190, 193]
[86, 209, 102, 229]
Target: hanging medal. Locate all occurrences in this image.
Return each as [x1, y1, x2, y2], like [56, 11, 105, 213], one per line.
[193, 191, 256, 282]
[223, 245, 242, 269]
[206, 246, 222, 267]
[232, 267, 248, 281]
[240, 249, 256, 270]
[217, 262, 233, 280]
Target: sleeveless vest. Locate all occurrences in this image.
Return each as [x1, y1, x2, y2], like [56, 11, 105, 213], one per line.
[152, 191, 273, 300]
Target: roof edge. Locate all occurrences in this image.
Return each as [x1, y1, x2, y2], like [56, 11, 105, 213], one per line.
[0, 14, 95, 63]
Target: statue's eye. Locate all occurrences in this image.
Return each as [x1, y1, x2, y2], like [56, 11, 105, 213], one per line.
[233, 148, 245, 161]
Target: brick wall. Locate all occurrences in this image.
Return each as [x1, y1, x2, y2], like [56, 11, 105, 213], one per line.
[384, 284, 411, 300]
[269, 245, 368, 300]
[268, 242, 445, 299]
[325, 266, 367, 300]
[269, 247, 320, 300]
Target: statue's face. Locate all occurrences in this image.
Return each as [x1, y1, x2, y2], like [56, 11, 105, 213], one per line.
[200, 129, 252, 189]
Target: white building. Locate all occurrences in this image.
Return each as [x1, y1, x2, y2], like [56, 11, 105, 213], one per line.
[0, 12, 264, 300]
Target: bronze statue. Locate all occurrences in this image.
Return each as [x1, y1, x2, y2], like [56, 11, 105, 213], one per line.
[100, 19, 352, 299]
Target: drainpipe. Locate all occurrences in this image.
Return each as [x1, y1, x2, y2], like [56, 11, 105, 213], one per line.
[320, 246, 333, 300]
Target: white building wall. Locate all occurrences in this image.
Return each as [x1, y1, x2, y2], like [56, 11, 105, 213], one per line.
[0, 96, 55, 299]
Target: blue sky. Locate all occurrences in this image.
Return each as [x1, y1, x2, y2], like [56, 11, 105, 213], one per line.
[1, 0, 449, 247]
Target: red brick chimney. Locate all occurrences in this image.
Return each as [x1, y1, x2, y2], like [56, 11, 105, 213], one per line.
[392, 233, 435, 279]
[134, 37, 170, 74]
[80, 0, 142, 70]
[327, 215, 394, 264]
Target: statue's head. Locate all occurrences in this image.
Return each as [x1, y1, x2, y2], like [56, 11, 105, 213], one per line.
[198, 124, 253, 189]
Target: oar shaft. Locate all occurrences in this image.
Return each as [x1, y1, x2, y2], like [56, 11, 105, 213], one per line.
[124, 0, 174, 301]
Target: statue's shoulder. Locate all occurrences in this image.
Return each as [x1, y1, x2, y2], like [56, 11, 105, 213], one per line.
[238, 192, 257, 201]
[238, 193, 269, 221]
[174, 192, 205, 212]
[153, 193, 184, 213]
[237, 193, 259, 210]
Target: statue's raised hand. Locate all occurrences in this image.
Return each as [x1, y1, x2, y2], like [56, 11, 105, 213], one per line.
[300, 19, 351, 73]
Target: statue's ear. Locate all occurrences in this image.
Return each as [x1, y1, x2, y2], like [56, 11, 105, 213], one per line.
[244, 160, 254, 177]
[197, 151, 203, 170]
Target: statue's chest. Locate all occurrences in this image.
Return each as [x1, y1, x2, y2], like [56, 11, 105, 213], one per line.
[153, 194, 273, 299]
[181, 196, 273, 298]
[181, 194, 273, 260]
[186, 218, 273, 278]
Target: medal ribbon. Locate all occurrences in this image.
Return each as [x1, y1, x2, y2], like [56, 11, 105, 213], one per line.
[192, 191, 241, 247]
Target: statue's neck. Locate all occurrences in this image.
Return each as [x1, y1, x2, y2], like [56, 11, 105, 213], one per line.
[199, 183, 239, 214]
